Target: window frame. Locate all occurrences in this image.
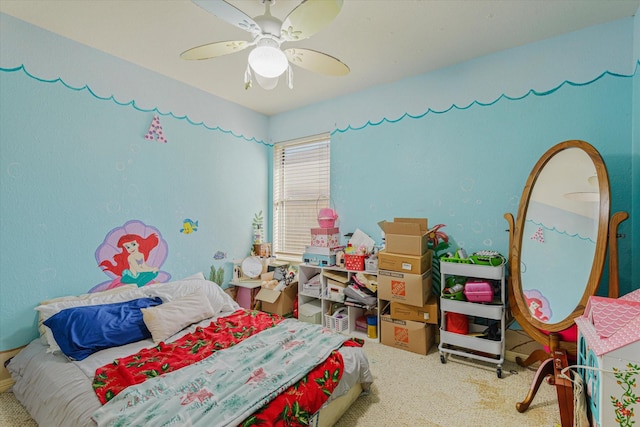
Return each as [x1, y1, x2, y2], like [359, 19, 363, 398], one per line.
[272, 133, 331, 260]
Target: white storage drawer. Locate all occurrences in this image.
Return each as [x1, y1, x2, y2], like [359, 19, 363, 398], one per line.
[299, 300, 323, 324]
[440, 298, 503, 320]
[439, 328, 502, 355]
[439, 262, 504, 280]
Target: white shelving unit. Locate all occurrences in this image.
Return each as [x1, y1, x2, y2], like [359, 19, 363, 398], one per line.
[298, 264, 379, 342]
[438, 261, 506, 378]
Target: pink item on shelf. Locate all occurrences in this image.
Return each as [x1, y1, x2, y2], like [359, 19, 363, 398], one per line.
[310, 227, 340, 247]
[317, 208, 338, 228]
[463, 281, 493, 303]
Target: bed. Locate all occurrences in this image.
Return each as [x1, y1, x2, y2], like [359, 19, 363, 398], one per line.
[6, 274, 373, 426]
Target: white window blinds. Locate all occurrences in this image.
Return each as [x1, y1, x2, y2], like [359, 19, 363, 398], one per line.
[273, 133, 331, 259]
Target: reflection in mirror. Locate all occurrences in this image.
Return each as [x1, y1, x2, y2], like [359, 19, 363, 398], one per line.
[520, 148, 601, 324]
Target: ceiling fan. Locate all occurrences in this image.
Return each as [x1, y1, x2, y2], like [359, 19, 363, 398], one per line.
[181, 0, 350, 90]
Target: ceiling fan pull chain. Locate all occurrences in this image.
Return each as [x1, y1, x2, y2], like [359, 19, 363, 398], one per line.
[287, 65, 293, 89]
[244, 64, 253, 90]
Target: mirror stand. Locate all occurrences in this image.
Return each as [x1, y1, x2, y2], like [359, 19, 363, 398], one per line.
[504, 211, 628, 426]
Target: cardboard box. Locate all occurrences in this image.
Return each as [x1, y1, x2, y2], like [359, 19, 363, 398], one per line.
[253, 243, 271, 257]
[378, 269, 432, 307]
[377, 250, 433, 275]
[380, 314, 435, 355]
[382, 218, 429, 256]
[255, 281, 298, 316]
[390, 294, 438, 324]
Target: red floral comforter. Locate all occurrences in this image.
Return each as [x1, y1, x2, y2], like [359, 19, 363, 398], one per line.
[92, 309, 361, 426]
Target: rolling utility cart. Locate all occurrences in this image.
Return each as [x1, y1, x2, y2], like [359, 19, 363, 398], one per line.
[438, 261, 506, 378]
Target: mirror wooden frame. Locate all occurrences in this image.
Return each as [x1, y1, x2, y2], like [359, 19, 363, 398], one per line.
[509, 140, 610, 343]
[504, 139, 628, 426]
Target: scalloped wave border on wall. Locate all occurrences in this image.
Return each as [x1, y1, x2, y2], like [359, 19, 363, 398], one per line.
[0, 64, 270, 147]
[332, 60, 640, 135]
[2, 61, 638, 144]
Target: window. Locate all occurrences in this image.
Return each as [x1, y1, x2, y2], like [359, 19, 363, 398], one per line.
[273, 133, 330, 259]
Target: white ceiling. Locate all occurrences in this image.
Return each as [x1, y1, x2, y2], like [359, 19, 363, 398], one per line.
[2, 0, 639, 116]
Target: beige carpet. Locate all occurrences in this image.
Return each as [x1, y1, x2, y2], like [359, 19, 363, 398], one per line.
[333, 340, 560, 427]
[0, 392, 37, 427]
[0, 339, 560, 427]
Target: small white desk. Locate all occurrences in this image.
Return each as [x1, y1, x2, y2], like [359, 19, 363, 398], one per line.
[230, 279, 262, 309]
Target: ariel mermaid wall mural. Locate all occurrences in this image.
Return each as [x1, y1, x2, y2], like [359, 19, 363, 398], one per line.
[90, 220, 170, 292]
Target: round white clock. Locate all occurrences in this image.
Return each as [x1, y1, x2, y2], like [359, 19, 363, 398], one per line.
[241, 256, 263, 279]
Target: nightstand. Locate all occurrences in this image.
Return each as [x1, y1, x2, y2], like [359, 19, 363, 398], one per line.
[230, 279, 262, 309]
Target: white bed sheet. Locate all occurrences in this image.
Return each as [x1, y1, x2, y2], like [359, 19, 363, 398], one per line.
[8, 315, 372, 427]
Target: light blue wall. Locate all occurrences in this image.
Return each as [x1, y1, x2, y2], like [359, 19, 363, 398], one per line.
[269, 19, 635, 143]
[1, 13, 638, 351]
[0, 14, 270, 350]
[271, 18, 638, 296]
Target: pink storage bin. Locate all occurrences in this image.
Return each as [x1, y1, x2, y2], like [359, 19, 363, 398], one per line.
[310, 227, 340, 247]
[463, 281, 494, 303]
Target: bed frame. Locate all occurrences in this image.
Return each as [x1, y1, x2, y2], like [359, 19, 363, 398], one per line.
[0, 346, 23, 393]
[314, 382, 364, 426]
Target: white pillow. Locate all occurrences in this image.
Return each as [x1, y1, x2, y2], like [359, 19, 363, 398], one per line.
[144, 278, 239, 314]
[35, 273, 210, 353]
[36, 285, 139, 336]
[179, 272, 206, 281]
[38, 284, 139, 306]
[141, 289, 215, 343]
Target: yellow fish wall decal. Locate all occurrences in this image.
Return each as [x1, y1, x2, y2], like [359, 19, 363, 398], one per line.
[180, 219, 198, 234]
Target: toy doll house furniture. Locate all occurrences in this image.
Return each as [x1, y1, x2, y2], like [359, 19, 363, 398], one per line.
[503, 140, 628, 427]
[574, 290, 640, 427]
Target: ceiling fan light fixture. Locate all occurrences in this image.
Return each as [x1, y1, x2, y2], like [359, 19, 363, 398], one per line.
[248, 44, 288, 79]
[254, 73, 279, 90]
[186, 0, 347, 90]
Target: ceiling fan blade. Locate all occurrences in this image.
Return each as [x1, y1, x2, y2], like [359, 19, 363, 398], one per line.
[180, 40, 249, 60]
[281, 0, 343, 41]
[192, 0, 261, 36]
[285, 48, 349, 76]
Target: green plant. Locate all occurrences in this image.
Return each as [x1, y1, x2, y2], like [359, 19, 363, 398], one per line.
[252, 211, 264, 244]
[209, 265, 225, 286]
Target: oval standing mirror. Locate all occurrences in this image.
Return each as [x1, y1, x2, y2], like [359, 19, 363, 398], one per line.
[506, 140, 629, 422]
[510, 140, 610, 339]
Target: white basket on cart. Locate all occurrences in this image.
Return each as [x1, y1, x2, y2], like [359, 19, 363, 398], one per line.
[324, 307, 349, 332]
